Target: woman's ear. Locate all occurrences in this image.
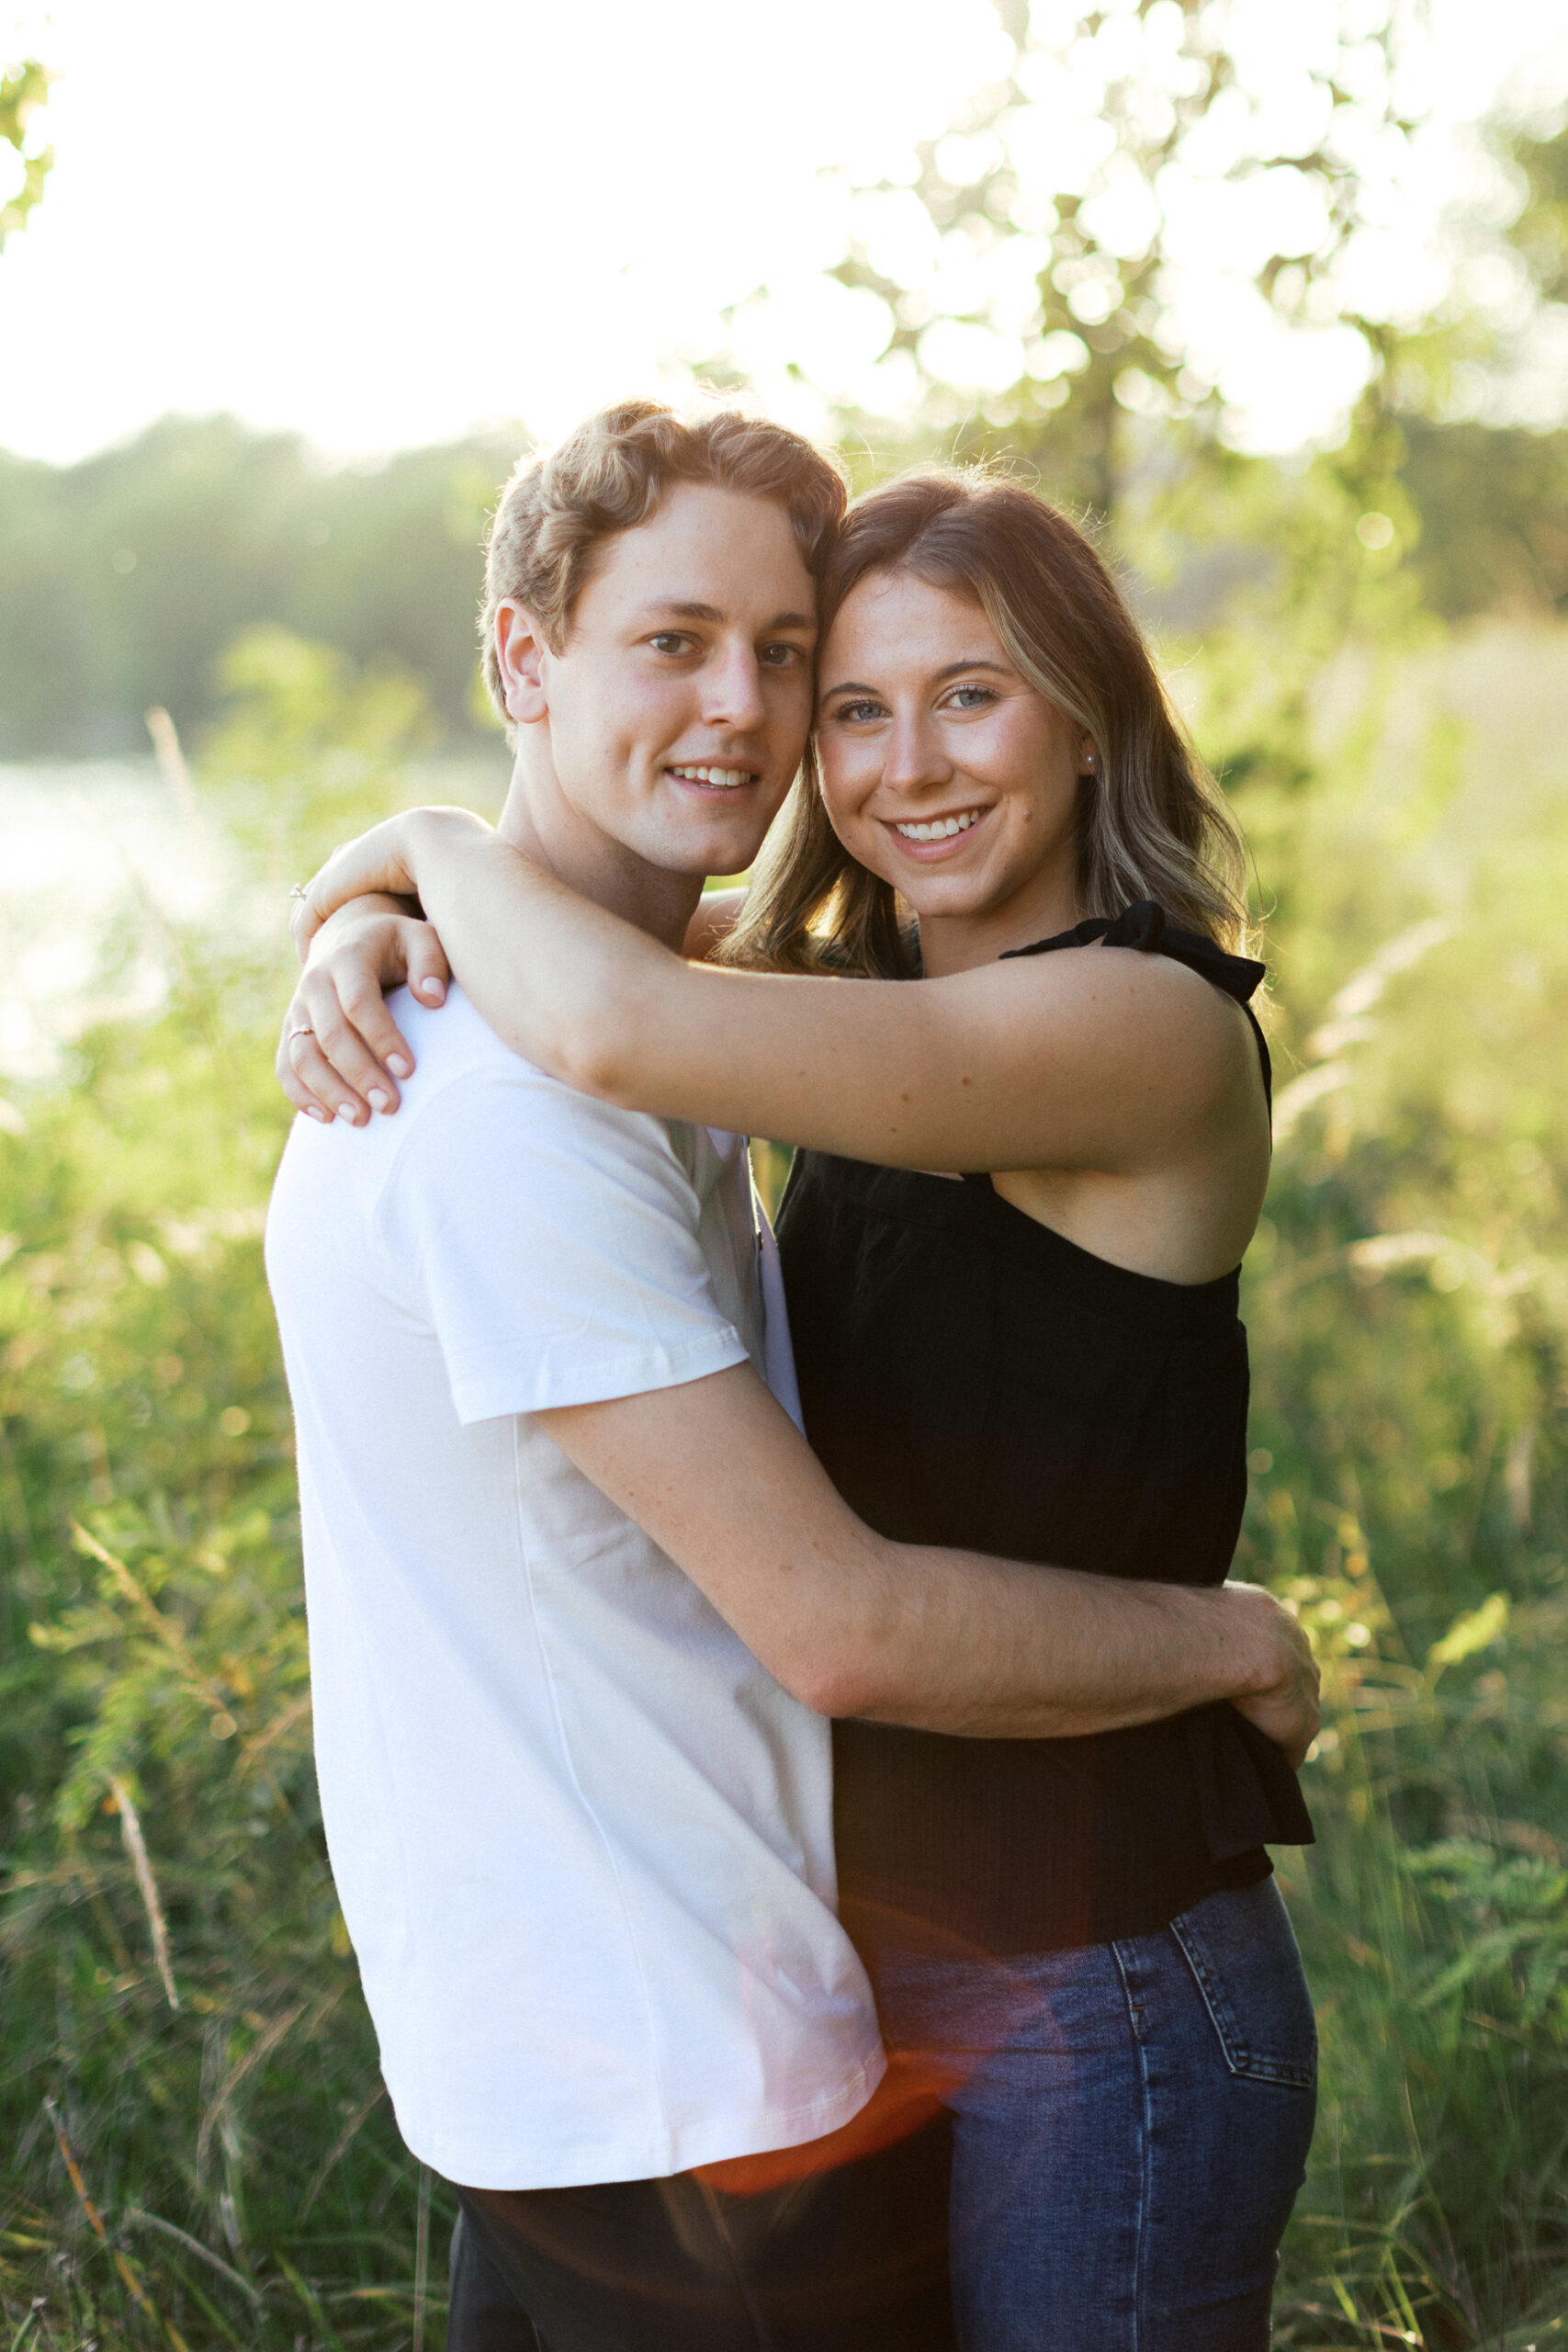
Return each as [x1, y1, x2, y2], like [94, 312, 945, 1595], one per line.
[494, 602, 550, 727]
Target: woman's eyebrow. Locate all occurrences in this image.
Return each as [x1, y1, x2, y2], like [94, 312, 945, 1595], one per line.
[931, 657, 1011, 683]
[821, 657, 1010, 698]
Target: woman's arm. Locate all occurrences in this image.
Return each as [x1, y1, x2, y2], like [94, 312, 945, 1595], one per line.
[684, 885, 748, 962]
[292, 808, 1260, 1177]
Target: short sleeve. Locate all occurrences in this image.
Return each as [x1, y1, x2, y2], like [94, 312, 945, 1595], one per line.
[377, 1063, 750, 1424]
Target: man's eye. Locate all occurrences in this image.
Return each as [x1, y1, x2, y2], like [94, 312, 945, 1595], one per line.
[650, 632, 692, 655]
[761, 641, 805, 668]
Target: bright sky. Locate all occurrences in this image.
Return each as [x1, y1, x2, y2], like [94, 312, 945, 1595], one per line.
[2, 0, 1565, 469]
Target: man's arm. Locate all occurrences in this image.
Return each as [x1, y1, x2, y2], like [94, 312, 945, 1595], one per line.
[540, 1362, 1319, 1762]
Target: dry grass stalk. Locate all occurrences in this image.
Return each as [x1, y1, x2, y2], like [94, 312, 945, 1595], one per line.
[43, 2097, 185, 2345]
[197, 2000, 309, 2177]
[412, 2164, 432, 2352]
[123, 2207, 265, 2311]
[299, 2085, 385, 2220]
[107, 1775, 180, 2012]
[72, 1521, 231, 1719]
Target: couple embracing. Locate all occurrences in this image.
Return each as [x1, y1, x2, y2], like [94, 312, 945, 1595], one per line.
[265, 398, 1320, 2352]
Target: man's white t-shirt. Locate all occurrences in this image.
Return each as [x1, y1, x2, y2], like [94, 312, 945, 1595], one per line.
[265, 984, 883, 2190]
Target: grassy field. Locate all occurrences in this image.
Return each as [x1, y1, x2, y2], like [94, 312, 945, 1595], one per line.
[1, 616, 1566, 2349]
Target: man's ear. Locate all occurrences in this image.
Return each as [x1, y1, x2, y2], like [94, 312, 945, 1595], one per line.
[494, 602, 551, 726]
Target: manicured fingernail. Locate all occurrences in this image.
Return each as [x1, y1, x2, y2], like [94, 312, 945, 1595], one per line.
[340, 1104, 357, 1121]
[419, 979, 444, 1001]
[387, 1055, 411, 1078]
[306, 1106, 328, 1123]
[367, 1089, 389, 1113]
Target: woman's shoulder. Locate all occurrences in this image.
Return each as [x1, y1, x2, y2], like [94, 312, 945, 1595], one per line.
[1003, 901, 1265, 1010]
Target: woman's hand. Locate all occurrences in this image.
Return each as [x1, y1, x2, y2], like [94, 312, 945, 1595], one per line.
[277, 901, 451, 1124]
[288, 806, 493, 961]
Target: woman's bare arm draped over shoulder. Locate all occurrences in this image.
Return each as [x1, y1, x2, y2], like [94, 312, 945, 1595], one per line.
[295, 808, 1264, 1187]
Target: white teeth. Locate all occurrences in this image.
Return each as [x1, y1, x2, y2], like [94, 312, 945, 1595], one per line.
[895, 809, 983, 842]
[671, 763, 753, 788]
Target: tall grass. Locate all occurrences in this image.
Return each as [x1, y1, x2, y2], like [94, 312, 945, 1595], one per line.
[2, 616, 1566, 2348]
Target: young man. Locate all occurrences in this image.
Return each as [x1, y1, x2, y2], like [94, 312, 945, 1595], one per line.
[268, 401, 1316, 2352]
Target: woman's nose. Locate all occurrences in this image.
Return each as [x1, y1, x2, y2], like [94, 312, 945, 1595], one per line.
[883, 715, 951, 791]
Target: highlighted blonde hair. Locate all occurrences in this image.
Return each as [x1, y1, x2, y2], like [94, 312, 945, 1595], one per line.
[721, 469, 1249, 977]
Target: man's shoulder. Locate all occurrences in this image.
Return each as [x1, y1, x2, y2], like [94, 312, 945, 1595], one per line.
[269, 985, 695, 1271]
[270, 986, 558, 1224]
[392, 982, 537, 1094]
[393, 987, 695, 1186]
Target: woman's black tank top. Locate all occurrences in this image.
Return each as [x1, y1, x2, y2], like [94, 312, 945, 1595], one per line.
[775, 901, 1314, 1962]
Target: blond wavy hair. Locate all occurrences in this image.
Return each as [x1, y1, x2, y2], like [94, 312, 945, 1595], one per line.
[720, 469, 1250, 977]
[479, 399, 847, 737]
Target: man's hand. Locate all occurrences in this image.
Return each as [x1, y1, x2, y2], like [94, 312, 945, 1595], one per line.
[1221, 1583, 1321, 1766]
[277, 901, 451, 1125]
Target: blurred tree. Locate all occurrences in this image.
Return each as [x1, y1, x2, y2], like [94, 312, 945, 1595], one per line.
[828, 0, 1428, 520]
[0, 55, 51, 248]
[1401, 416, 1568, 615]
[1390, 106, 1568, 616]
[0, 414, 521, 756]
[1504, 105, 1568, 307]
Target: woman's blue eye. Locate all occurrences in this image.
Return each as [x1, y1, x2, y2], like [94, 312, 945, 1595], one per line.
[833, 700, 884, 723]
[950, 684, 995, 708]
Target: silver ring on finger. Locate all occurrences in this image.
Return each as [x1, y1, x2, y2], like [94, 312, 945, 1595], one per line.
[289, 883, 308, 901]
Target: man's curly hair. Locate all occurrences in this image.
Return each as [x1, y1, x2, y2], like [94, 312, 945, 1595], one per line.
[479, 399, 847, 734]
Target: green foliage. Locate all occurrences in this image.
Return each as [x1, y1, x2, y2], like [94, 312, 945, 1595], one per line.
[0, 58, 52, 249]
[0, 641, 467, 2350]
[202, 625, 437, 891]
[1399, 419, 1568, 619]
[3, 591, 1567, 2347]
[0, 414, 520, 758]
[0, 969, 445, 2348]
[1200, 603, 1568, 2342]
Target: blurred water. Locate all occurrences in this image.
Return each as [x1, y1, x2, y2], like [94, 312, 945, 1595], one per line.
[0, 754, 507, 1086]
[0, 758, 236, 1082]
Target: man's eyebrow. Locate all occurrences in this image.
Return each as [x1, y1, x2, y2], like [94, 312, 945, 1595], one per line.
[636, 602, 817, 631]
[821, 657, 1010, 697]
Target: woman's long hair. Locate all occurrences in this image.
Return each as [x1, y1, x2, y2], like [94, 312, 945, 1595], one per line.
[719, 469, 1250, 978]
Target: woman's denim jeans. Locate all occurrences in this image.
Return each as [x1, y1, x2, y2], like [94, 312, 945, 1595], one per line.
[874, 1878, 1317, 2352]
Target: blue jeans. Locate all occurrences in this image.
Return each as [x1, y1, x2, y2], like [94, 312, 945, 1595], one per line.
[874, 1879, 1317, 2352]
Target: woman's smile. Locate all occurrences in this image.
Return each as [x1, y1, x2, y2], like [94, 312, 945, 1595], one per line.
[886, 804, 993, 855]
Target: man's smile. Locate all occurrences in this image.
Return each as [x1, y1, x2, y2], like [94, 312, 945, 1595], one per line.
[667, 763, 761, 791]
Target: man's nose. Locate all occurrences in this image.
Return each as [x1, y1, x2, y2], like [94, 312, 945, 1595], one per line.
[702, 642, 767, 733]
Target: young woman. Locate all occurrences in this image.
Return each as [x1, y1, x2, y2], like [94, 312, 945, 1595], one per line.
[280, 470, 1318, 2351]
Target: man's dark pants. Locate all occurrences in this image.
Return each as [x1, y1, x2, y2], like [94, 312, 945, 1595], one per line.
[446, 2109, 956, 2352]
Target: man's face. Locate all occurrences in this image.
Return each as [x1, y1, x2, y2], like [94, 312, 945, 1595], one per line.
[507, 481, 818, 879]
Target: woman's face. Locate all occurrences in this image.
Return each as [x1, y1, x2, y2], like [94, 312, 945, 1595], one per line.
[815, 570, 1094, 950]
